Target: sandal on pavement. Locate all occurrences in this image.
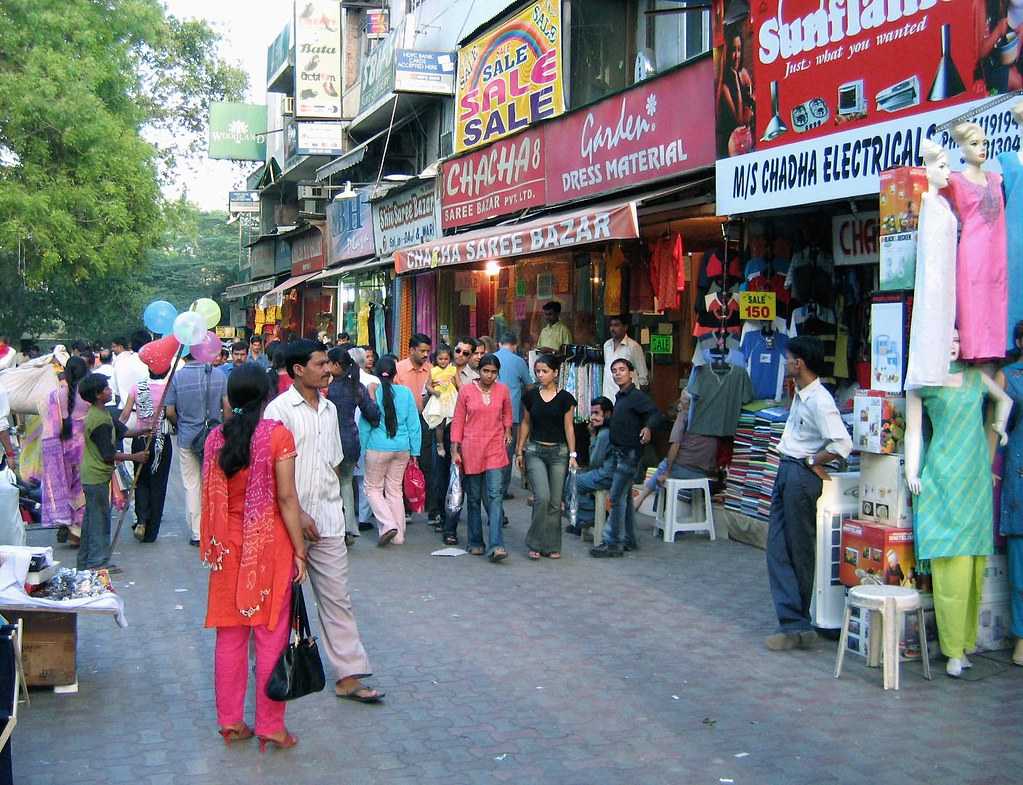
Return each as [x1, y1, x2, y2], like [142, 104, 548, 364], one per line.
[489, 548, 508, 563]
[468, 546, 485, 556]
[336, 686, 385, 703]
[257, 730, 298, 752]
[527, 550, 541, 560]
[443, 535, 458, 546]
[544, 552, 561, 559]
[378, 529, 397, 547]
[218, 723, 254, 746]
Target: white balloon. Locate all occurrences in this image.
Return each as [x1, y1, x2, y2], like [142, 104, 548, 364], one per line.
[173, 311, 206, 346]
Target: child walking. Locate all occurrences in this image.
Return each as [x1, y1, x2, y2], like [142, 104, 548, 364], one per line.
[423, 344, 459, 458]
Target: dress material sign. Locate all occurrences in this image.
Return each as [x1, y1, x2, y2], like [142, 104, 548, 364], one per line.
[441, 131, 546, 229]
[393, 201, 639, 274]
[545, 58, 715, 204]
[455, 0, 565, 154]
[716, 97, 1022, 214]
[294, 0, 343, 119]
[326, 193, 374, 264]
[373, 181, 440, 256]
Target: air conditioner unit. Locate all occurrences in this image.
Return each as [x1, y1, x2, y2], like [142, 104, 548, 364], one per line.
[282, 96, 295, 116]
[303, 199, 325, 215]
[298, 184, 328, 200]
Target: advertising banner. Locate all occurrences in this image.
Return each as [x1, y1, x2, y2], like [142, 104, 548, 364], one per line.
[832, 212, 880, 266]
[358, 19, 402, 115]
[395, 50, 455, 95]
[295, 122, 346, 156]
[455, 0, 564, 154]
[292, 228, 326, 275]
[373, 181, 440, 256]
[441, 130, 546, 229]
[712, 0, 987, 160]
[545, 58, 716, 203]
[366, 9, 389, 39]
[228, 191, 260, 213]
[266, 20, 292, 84]
[327, 193, 375, 263]
[294, 0, 343, 119]
[208, 103, 267, 161]
[395, 201, 638, 274]
[715, 96, 1023, 214]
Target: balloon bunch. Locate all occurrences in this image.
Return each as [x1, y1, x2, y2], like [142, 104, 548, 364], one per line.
[139, 298, 223, 374]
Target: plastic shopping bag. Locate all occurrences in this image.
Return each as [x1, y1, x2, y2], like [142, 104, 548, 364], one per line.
[445, 465, 463, 516]
[403, 458, 426, 513]
[567, 467, 578, 530]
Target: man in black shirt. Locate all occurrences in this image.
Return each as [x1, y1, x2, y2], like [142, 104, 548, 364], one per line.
[591, 359, 665, 557]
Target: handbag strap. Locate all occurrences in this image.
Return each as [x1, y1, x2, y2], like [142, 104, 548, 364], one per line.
[291, 584, 313, 640]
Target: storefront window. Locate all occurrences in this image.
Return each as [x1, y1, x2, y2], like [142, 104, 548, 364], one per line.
[568, 0, 710, 109]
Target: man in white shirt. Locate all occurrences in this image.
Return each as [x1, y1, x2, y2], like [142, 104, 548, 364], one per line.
[264, 339, 382, 703]
[602, 316, 649, 402]
[112, 331, 151, 411]
[766, 336, 852, 652]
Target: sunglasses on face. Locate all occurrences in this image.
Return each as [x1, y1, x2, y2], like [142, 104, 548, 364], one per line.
[455, 348, 470, 355]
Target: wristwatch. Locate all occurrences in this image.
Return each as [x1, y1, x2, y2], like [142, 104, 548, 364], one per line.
[569, 452, 577, 458]
[804, 456, 816, 468]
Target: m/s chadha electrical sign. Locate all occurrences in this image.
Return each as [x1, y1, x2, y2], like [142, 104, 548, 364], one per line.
[455, 0, 565, 153]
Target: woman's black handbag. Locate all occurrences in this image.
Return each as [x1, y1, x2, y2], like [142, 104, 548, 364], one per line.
[265, 585, 325, 701]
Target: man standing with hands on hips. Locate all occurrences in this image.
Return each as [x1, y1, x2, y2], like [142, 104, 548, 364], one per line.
[765, 336, 852, 651]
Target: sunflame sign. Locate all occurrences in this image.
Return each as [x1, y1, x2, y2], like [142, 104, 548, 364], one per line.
[454, 0, 565, 154]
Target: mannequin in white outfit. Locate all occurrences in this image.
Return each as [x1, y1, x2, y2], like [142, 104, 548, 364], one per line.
[904, 140, 958, 389]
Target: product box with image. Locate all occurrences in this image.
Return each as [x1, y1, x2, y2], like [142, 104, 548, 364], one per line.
[853, 392, 906, 455]
[879, 167, 927, 291]
[977, 596, 1013, 651]
[858, 453, 913, 527]
[846, 592, 939, 661]
[870, 293, 912, 394]
[840, 518, 917, 589]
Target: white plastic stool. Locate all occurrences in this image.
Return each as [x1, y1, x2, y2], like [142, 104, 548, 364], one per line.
[654, 478, 715, 543]
[587, 490, 608, 543]
[834, 585, 933, 690]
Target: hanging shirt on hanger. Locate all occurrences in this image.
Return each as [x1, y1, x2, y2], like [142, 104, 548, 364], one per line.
[686, 364, 754, 437]
[649, 233, 684, 310]
[740, 330, 789, 400]
[629, 253, 656, 312]
[694, 291, 741, 337]
[605, 244, 626, 314]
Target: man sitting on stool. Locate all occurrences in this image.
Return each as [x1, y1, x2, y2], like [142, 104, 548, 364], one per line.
[565, 397, 614, 536]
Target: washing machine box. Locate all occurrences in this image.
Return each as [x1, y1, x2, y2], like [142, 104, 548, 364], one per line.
[840, 518, 917, 589]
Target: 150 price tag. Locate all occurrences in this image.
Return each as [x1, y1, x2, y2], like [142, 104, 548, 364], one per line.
[739, 291, 776, 322]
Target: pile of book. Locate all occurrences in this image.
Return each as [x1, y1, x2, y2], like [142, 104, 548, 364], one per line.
[723, 406, 789, 521]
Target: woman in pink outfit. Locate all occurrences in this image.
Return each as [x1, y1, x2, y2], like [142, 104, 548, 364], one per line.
[451, 353, 513, 562]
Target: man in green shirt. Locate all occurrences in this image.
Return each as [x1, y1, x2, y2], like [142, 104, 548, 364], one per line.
[79, 374, 147, 573]
[537, 301, 572, 353]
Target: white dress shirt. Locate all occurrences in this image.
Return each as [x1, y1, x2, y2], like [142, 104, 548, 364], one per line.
[112, 351, 149, 407]
[777, 378, 852, 460]
[264, 385, 346, 538]
[602, 335, 649, 402]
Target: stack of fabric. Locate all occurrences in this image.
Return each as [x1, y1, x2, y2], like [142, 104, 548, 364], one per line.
[724, 406, 789, 521]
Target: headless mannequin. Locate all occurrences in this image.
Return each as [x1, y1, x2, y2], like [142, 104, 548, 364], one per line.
[997, 99, 1023, 351]
[905, 331, 1010, 677]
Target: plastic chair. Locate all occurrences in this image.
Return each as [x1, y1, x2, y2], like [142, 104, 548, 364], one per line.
[654, 478, 715, 543]
[834, 584, 933, 690]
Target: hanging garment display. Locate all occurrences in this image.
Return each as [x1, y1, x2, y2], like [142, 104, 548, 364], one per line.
[372, 303, 388, 355]
[649, 233, 684, 310]
[944, 171, 1008, 360]
[629, 253, 655, 312]
[686, 363, 754, 437]
[604, 245, 625, 314]
[998, 150, 1023, 350]
[740, 329, 789, 400]
[694, 291, 741, 337]
[356, 302, 370, 346]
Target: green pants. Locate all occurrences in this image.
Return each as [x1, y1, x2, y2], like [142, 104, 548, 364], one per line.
[931, 555, 986, 660]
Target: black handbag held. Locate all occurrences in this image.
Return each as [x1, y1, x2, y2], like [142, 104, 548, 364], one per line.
[265, 584, 325, 701]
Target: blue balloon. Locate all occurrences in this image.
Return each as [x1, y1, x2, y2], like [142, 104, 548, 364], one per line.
[143, 300, 178, 335]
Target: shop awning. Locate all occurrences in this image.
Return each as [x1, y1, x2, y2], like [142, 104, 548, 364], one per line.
[310, 257, 393, 282]
[257, 271, 318, 309]
[223, 278, 275, 301]
[393, 200, 640, 275]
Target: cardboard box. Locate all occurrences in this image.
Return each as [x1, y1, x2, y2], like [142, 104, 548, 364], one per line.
[6, 611, 77, 687]
[853, 392, 906, 455]
[977, 596, 1013, 651]
[847, 592, 939, 661]
[840, 518, 917, 588]
[879, 167, 927, 291]
[859, 453, 913, 527]
[981, 554, 1009, 601]
[870, 293, 912, 393]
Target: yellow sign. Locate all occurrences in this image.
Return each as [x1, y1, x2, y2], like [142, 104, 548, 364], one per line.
[739, 291, 776, 322]
[454, 0, 564, 153]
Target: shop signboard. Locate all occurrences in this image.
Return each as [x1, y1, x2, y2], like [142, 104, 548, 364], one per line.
[208, 103, 267, 161]
[292, 228, 326, 275]
[358, 19, 402, 114]
[394, 200, 638, 274]
[365, 8, 389, 39]
[274, 236, 293, 274]
[266, 20, 292, 85]
[395, 50, 455, 95]
[454, 0, 565, 154]
[649, 334, 673, 356]
[716, 96, 1023, 214]
[228, 191, 260, 213]
[545, 58, 716, 204]
[373, 181, 440, 256]
[295, 122, 346, 156]
[832, 212, 880, 266]
[326, 192, 374, 263]
[739, 291, 776, 322]
[294, 0, 343, 119]
[441, 130, 546, 229]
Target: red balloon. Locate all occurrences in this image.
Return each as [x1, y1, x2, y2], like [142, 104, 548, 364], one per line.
[138, 335, 180, 376]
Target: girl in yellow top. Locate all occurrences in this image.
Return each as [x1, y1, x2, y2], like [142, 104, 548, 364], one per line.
[423, 345, 459, 457]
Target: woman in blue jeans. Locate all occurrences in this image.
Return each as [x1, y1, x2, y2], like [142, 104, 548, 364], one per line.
[516, 354, 577, 560]
[450, 354, 513, 562]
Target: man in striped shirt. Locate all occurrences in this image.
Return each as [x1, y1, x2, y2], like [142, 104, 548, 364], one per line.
[264, 339, 383, 703]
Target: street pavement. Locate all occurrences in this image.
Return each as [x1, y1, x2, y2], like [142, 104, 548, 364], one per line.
[16, 469, 1023, 785]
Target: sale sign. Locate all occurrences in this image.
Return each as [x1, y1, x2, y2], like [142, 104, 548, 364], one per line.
[739, 291, 776, 322]
[454, 0, 565, 154]
[546, 58, 715, 203]
[441, 130, 546, 229]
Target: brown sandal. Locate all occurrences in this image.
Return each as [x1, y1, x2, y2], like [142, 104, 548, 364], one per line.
[544, 552, 561, 559]
[527, 550, 541, 560]
[469, 546, 485, 556]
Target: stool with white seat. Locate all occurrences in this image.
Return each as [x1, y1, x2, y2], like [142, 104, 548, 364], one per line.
[653, 478, 715, 543]
[834, 584, 933, 690]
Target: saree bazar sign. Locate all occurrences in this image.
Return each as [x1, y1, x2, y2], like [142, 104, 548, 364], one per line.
[455, 0, 564, 154]
[546, 58, 715, 203]
[441, 130, 546, 229]
[394, 201, 638, 274]
[373, 181, 440, 256]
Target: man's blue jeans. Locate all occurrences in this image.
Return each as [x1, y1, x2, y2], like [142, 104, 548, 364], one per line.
[465, 469, 505, 554]
[601, 447, 641, 547]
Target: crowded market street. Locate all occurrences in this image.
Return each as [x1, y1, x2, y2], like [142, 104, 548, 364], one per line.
[16, 465, 1021, 785]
